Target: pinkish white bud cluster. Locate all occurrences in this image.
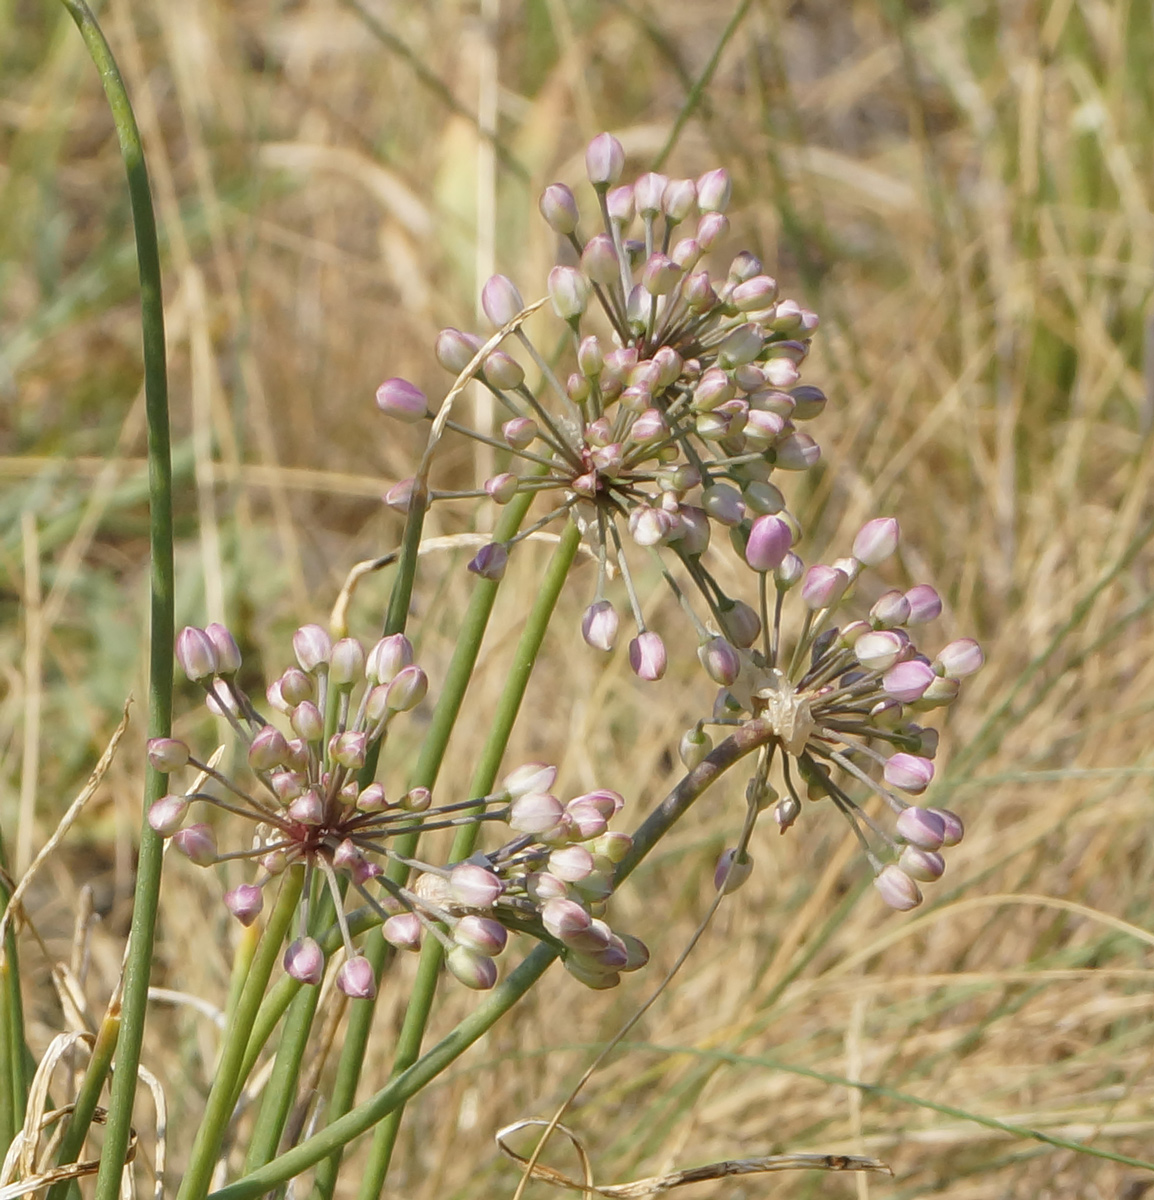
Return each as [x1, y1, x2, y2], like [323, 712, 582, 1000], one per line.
[699, 517, 981, 911]
[376, 131, 825, 686]
[380, 763, 646, 990]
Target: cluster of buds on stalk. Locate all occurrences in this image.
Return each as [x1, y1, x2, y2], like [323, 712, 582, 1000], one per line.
[683, 517, 982, 911]
[151, 624, 644, 993]
[376, 131, 825, 683]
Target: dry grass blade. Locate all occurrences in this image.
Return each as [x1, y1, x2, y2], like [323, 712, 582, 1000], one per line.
[496, 1119, 889, 1197]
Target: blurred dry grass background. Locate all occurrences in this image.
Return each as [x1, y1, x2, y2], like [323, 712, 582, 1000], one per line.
[4, 0, 1154, 1195]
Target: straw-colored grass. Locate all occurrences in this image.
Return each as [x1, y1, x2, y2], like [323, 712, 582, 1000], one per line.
[3, 0, 1153, 1195]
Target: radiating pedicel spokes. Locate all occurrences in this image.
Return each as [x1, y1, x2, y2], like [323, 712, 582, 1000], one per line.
[153, 625, 646, 992]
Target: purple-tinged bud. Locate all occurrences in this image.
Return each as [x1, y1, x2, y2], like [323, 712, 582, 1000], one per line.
[454, 915, 508, 957]
[578, 233, 618, 286]
[717, 323, 764, 368]
[293, 624, 332, 673]
[274, 670, 310, 708]
[288, 789, 324, 825]
[205, 687, 240, 720]
[247, 726, 290, 771]
[173, 822, 217, 865]
[663, 177, 697, 222]
[763, 357, 800, 388]
[774, 432, 821, 470]
[148, 794, 188, 835]
[147, 738, 189, 773]
[365, 684, 391, 723]
[771, 297, 804, 333]
[548, 265, 590, 321]
[698, 637, 741, 686]
[581, 600, 619, 652]
[742, 410, 786, 450]
[883, 660, 936, 703]
[402, 786, 431, 811]
[629, 631, 667, 681]
[720, 599, 761, 648]
[481, 274, 523, 327]
[789, 385, 826, 420]
[674, 505, 711, 556]
[679, 724, 713, 770]
[935, 638, 984, 678]
[290, 701, 324, 743]
[884, 752, 935, 795]
[772, 552, 803, 592]
[384, 477, 417, 514]
[714, 848, 753, 893]
[900, 846, 946, 882]
[854, 630, 905, 671]
[284, 937, 325, 985]
[366, 634, 413, 685]
[383, 912, 423, 951]
[695, 211, 728, 251]
[356, 782, 388, 813]
[484, 350, 525, 390]
[585, 132, 625, 187]
[571, 789, 624, 819]
[484, 473, 519, 505]
[745, 514, 792, 571]
[630, 407, 666, 443]
[329, 637, 366, 687]
[338, 780, 361, 807]
[693, 367, 734, 411]
[727, 251, 762, 283]
[503, 762, 557, 798]
[541, 897, 593, 942]
[853, 517, 900, 567]
[375, 377, 428, 423]
[564, 956, 620, 989]
[682, 271, 718, 312]
[929, 808, 964, 846]
[176, 626, 217, 681]
[384, 664, 428, 712]
[696, 167, 731, 212]
[266, 679, 289, 713]
[870, 697, 904, 728]
[450, 863, 503, 908]
[337, 955, 377, 999]
[895, 806, 946, 850]
[468, 542, 508, 581]
[732, 275, 778, 311]
[539, 182, 579, 234]
[225, 884, 263, 926]
[874, 864, 923, 911]
[619, 933, 649, 971]
[330, 730, 368, 770]
[628, 504, 674, 547]
[576, 337, 604, 381]
[508, 791, 565, 834]
[774, 794, 801, 832]
[904, 584, 943, 624]
[565, 801, 608, 840]
[270, 770, 305, 804]
[702, 483, 745, 526]
[501, 418, 537, 451]
[801, 565, 850, 610]
[871, 590, 912, 629]
[548, 844, 595, 882]
[912, 725, 940, 758]
[916, 675, 961, 709]
[204, 624, 242, 676]
[634, 171, 669, 216]
[435, 327, 483, 374]
[526, 872, 569, 903]
[606, 184, 635, 224]
[671, 237, 702, 271]
[641, 253, 681, 296]
[447, 945, 498, 990]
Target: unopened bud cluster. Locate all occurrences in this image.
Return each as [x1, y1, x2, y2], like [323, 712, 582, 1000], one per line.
[377, 131, 825, 684]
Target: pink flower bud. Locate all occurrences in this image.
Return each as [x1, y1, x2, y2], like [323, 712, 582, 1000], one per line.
[366, 634, 413, 684]
[585, 132, 625, 186]
[882, 659, 936, 703]
[271, 770, 305, 803]
[384, 665, 428, 712]
[662, 177, 697, 222]
[449, 863, 503, 908]
[248, 726, 290, 771]
[284, 936, 325, 985]
[375, 377, 428, 423]
[484, 350, 525, 389]
[732, 275, 778, 311]
[485, 473, 519, 504]
[929, 808, 965, 846]
[641, 253, 681, 296]
[481, 274, 524, 327]
[435, 327, 483, 374]
[225, 883, 263, 926]
[541, 897, 593, 942]
[853, 517, 900, 567]
[330, 730, 368, 769]
[899, 846, 946, 882]
[290, 701, 324, 743]
[204, 623, 242, 675]
[676, 505, 712, 556]
[884, 752, 935, 795]
[539, 182, 579, 234]
[935, 638, 984, 678]
[148, 794, 188, 835]
[904, 584, 943, 624]
[454, 915, 508, 957]
[288, 789, 324, 824]
[714, 848, 753, 893]
[383, 912, 423, 950]
[293, 624, 332, 672]
[173, 822, 217, 865]
[895, 806, 946, 850]
[384, 476, 418, 514]
[745, 514, 792, 571]
[548, 844, 595, 882]
[147, 738, 189, 772]
[802, 565, 850, 611]
[581, 600, 619, 652]
[526, 872, 569, 902]
[447, 945, 498, 990]
[176, 626, 217, 681]
[565, 801, 608, 841]
[634, 171, 668, 216]
[330, 637, 366, 687]
[717, 323, 764, 368]
[854, 630, 905, 671]
[628, 504, 674, 547]
[502, 416, 538, 449]
[502, 762, 557, 798]
[570, 789, 624, 818]
[279, 667, 313, 706]
[629, 631, 667, 681]
[696, 167, 731, 212]
[702, 483, 745, 526]
[874, 864, 923, 911]
[774, 431, 821, 470]
[606, 184, 635, 225]
[698, 636, 740, 686]
[508, 791, 565, 834]
[467, 542, 508, 580]
[357, 782, 388, 812]
[548, 265, 590, 320]
[337, 955, 377, 999]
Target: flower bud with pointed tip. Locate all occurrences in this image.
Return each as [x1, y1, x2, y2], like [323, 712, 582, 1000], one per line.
[205, 623, 242, 675]
[585, 132, 625, 186]
[450, 863, 503, 908]
[580, 233, 620, 285]
[548, 265, 590, 321]
[663, 177, 697, 222]
[929, 808, 964, 846]
[696, 167, 731, 212]
[503, 762, 557, 798]
[581, 600, 619, 651]
[720, 599, 761, 648]
[447, 945, 498, 990]
[714, 848, 753, 893]
[935, 638, 984, 678]
[330, 730, 368, 770]
[356, 782, 388, 813]
[148, 794, 188, 836]
[375, 377, 428, 423]
[402, 786, 431, 812]
[874, 864, 922, 911]
[174, 822, 217, 865]
[895, 806, 946, 850]
[774, 795, 801, 832]
[883, 659, 936, 703]
[366, 634, 413, 684]
[802, 565, 850, 611]
[698, 637, 740, 686]
[336, 955, 376, 999]
[853, 517, 900, 566]
[330, 637, 366, 687]
[900, 846, 946, 882]
[508, 791, 565, 834]
[485, 473, 519, 505]
[468, 542, 508, 581]
[481, 274, 523, 327]
[541, 897, 593, 942]
[148, 738, 189, 773]
[905, 584, 943, 624]
[745, 513, 792, 572]
[549, 844, 595, 882]
[484, 350, 524, 389]
[539, 182, 579, 234]
[435, 327, 483, 374]
[629, 631, 667, 681]
[248, 726, 290, 771]
[565, 802, 608, 841]
[383, 912, 423, 951]
[384, 664, 428, 712]
[774, 432, 821, 470]
[884, 752, 935, 795]
[288, 789, 324, 825]
[384, 477, 418, 514]
[454, 915, 508, 957]
[854, 630, 905, 671]
[176, 626, 217, 681]
[225, 883, 263, 926]
[502, 417, 538, 449]
[284, 937, 325, 985]
[293, 624, 332, 673]
[641, 253, 681, 296]
[290, 701, 324, 743]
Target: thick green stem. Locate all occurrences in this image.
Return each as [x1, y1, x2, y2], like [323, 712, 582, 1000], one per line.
[177, 870, 304, 1200]
[207, 723, 773, 1200]
[53, 6, 173, 1199]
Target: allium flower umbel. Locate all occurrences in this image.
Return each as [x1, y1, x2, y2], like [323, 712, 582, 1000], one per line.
[698, 518, 981, 912]
[377, 132, 826, 683]
[155, 627, 646, 992]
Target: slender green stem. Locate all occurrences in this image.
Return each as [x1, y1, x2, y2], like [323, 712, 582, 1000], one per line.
[177, 870, 304, 1200]
[208, 723, 773, 1200]
[0, 827, 27, 1148]
[355, 520, 583, 1200]
[53, 5, 173, 1198]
